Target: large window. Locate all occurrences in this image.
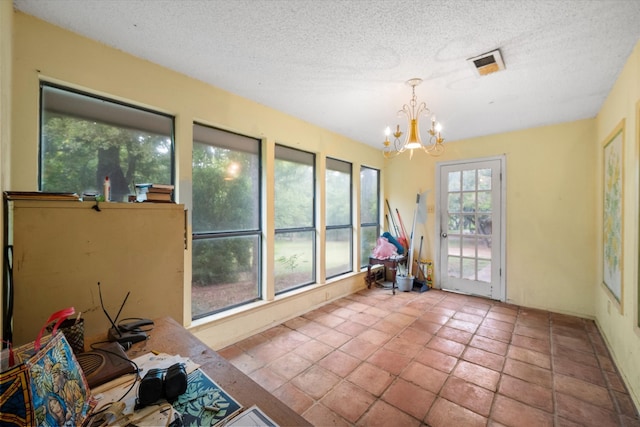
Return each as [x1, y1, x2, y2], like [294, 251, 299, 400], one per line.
[40, 83, 174, 200]
[360, 166, 380, 267]
[274, 145, 315, 293]
[326, 158, 352, 278]
[192, 124, 261, 318]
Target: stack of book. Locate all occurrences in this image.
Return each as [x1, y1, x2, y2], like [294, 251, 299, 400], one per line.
[135, 183, 174, 203]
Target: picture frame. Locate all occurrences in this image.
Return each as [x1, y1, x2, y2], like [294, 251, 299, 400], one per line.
[602, 119, 625, 309]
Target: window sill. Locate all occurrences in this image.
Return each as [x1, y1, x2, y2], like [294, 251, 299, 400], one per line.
[188, 270, 365, 334]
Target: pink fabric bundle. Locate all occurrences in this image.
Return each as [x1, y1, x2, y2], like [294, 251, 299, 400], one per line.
[372, 237, 398, 259]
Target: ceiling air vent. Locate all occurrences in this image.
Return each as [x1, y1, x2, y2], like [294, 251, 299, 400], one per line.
[467, 49, 505, 77]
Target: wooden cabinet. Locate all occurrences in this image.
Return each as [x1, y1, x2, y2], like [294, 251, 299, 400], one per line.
[5, 200, 186, 346]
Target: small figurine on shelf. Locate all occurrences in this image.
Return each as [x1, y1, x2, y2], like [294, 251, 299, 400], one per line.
[103, 176, 111, 202]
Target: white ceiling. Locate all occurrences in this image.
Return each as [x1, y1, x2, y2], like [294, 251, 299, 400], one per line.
[13, 0, 640, 149]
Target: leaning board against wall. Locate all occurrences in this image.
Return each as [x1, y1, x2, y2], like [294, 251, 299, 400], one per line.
[6, 200, 186, 345]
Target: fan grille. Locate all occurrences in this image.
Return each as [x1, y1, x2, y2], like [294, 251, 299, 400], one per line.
[77, 352, 106, 377]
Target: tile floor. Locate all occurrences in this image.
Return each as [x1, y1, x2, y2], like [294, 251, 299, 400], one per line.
[218, 287, 640, 426]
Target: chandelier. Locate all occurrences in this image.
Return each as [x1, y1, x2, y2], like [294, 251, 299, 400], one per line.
[382, 78, 445, 158]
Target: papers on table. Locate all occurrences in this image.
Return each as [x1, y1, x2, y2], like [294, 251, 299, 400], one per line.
[89, 352, 279, 427]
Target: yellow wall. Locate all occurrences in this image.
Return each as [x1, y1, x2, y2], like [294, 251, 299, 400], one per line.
[595, 41, 640, 410]
[9, 11, 383, 348]
[385, 119, 597, 317]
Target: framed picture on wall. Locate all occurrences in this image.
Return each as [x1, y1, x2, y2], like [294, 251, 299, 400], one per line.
[602, 119, 625, 309]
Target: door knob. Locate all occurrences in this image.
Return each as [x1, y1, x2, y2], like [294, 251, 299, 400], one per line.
[441, 233, 448, 238]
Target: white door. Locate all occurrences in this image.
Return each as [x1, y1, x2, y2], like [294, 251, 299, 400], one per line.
[437, 157, 505, 300]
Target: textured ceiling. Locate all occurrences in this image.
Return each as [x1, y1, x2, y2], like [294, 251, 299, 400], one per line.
[13, 0, 640, 149]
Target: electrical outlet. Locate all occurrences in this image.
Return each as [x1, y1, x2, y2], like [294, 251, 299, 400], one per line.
[427, 205, 435, 213]
[607, 300, 611, 314]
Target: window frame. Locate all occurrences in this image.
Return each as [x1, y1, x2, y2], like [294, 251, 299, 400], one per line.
[274, 144, 317, 294]
[360, 166, 381, 269]
[191, 123, 263, 318]
[39, 82, 176, 194]
[325, 157, 353, 279]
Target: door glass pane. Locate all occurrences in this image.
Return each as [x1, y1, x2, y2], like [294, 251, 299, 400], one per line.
[448, 214, 462, 233]
[448, 235, 461, 256]
[462, 258, 476, 280]
[462, 170, 476, 191]
[448, 171, 460, 191]
[478, 215, 492, 236]
[448, 193, 461, 213]
[463, 215, 476, 234]
[477, 192, 492, 213]
[462, 236, 476, 258]
[462, 193, 476, 212]
[479, 236, 492, 259]
[478, 259, 491, 282]
[448, 256, 461, 278]
[478, 169, 492, 190]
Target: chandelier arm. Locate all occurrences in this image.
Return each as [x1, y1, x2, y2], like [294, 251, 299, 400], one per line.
[399, 102, 429, 122]
[415, 102, 429, 120]
[398, 104, 411, 119]
[383, 147, 401, 158]
[425, 143, 445, 156]
[394, 135, 406, 152]
[423, 138, 445, 156]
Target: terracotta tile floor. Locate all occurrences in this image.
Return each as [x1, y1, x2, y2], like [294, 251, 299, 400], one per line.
[218, 288, 640, 426]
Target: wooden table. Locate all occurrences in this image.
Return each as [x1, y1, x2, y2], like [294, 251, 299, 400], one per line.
[366, 255, 407, 295]
[127, 316, 311, 426]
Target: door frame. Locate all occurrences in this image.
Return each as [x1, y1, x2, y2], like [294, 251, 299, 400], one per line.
[434, 155, 507, 302]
